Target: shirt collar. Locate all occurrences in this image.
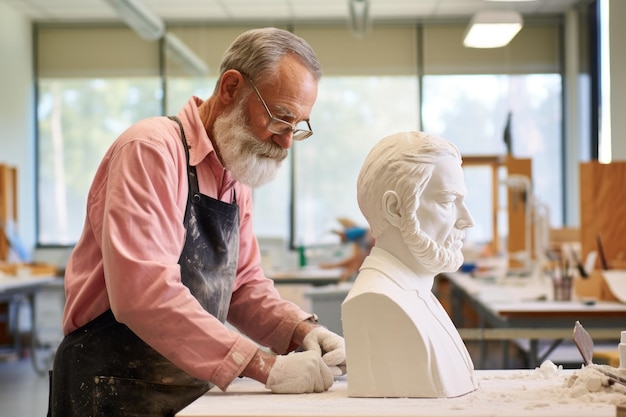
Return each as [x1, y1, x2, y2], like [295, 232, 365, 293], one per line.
[176, 96, 217, 167]
[176, 96, 237, 191]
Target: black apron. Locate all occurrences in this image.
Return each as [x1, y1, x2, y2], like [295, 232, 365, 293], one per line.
[48, 116, 240, 417]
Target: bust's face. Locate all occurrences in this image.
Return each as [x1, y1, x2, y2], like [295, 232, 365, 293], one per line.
[415, 155, 473, 250]
[399, 154, 474, 273]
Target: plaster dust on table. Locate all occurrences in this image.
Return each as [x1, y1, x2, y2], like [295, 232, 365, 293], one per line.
[469, 361, 626, 409]
[405, 361, 626, 414]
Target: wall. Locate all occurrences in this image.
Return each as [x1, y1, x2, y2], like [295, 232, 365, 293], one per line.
[0, 3, 36, 255]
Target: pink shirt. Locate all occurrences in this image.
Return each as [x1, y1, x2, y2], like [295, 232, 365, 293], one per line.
[62, 97, 310, 390]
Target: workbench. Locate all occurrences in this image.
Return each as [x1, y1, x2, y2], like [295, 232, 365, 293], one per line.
[441, 272, 626, 368]
[177, 369, 621, 417]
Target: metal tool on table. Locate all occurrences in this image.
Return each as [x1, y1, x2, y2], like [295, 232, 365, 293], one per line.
[595, 233, 609, 271]
[570, 248, 589, 278]
[573, 320, 626, 387]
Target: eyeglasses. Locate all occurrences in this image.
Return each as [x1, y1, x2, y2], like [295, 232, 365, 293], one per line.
[245, 77, 313, 141]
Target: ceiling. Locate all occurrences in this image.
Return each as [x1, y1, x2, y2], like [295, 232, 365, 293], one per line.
[1, 0, 586, 24]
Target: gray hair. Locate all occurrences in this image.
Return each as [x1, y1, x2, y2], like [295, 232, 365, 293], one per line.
[357, 131, 462, 239]
[216, 27, 322, 91]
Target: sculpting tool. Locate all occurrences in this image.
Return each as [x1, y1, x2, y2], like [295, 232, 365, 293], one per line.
[573, 321, 626, 387]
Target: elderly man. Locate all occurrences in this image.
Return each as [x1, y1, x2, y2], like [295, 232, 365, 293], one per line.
[49, 27, 345, 417]
[342, 131, 477, 398]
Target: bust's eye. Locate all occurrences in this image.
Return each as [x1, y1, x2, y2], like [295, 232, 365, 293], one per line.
[437, 201, 452, 211]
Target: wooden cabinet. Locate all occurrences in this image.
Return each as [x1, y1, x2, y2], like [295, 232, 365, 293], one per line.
[580, 161, 626, 270]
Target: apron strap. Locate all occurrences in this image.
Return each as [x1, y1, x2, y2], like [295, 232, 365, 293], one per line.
[168, 116, 200, 195]
[168, 116, 237, 205]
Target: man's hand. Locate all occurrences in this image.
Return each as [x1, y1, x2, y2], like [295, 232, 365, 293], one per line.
[265, 351, 334, 393]
[302, 327, 346, 376]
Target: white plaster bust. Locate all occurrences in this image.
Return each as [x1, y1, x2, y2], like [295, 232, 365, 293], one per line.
[341, 131, 478, 398]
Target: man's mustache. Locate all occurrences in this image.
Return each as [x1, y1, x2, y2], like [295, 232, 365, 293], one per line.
[253, 142, 288, 161]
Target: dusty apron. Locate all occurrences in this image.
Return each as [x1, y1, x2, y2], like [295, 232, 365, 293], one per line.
[48, 116, 240, 417]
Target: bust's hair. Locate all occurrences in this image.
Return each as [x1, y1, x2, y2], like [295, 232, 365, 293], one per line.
[216, 27, 322, 92]
[357, 131, 462, 239]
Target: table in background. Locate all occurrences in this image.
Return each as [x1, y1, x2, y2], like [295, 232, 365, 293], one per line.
[177, 370, 618, 417]
[440, 272, 626, 368]
[0, 274, 61, 375]
[267, 268, 344, 333]
[267, 267, 343, 287]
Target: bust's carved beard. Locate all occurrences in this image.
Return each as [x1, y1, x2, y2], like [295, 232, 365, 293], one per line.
[400, 217, 465, 274]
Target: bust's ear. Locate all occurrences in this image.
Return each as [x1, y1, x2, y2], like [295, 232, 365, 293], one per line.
[382, 190, 403, 228]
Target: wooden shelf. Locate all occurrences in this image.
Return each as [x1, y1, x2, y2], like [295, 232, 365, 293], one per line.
[461, 155, 532, 260]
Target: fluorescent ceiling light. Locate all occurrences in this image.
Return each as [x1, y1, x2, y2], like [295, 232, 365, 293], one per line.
[165, 33, 209, 76]
[103, 0, 165, 41]
[463, 10, 523, 48]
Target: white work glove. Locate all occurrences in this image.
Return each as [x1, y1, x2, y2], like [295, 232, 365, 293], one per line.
[265, 350, 334, 394]
[302, 327, 346, 376]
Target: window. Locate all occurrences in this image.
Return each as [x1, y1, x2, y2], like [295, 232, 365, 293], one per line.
[422, 74, 563, 245]
[36, 25, 162, 244]
[292, 76, 419, 247]
[37, 78, 161, 244]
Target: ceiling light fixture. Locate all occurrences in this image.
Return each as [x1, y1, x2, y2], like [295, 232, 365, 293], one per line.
[165, 33, 209, 76]
[103, 0, 208, 75]
[102, 0, 165, 41]
[348, 0, 372, 38]
[463, 10, 523, 48]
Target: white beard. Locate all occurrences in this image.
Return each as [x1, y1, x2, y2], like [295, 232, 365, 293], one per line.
[400, 218, 465, 274]
[212, 103, 288, 188]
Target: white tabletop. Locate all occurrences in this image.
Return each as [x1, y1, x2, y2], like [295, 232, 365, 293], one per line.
[177, 369, 624, 417]
[268, 267, 343, 280]
[267, 267, 343, 286]
[0, 275, 57, 294]
[444, 272, 626, 316]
